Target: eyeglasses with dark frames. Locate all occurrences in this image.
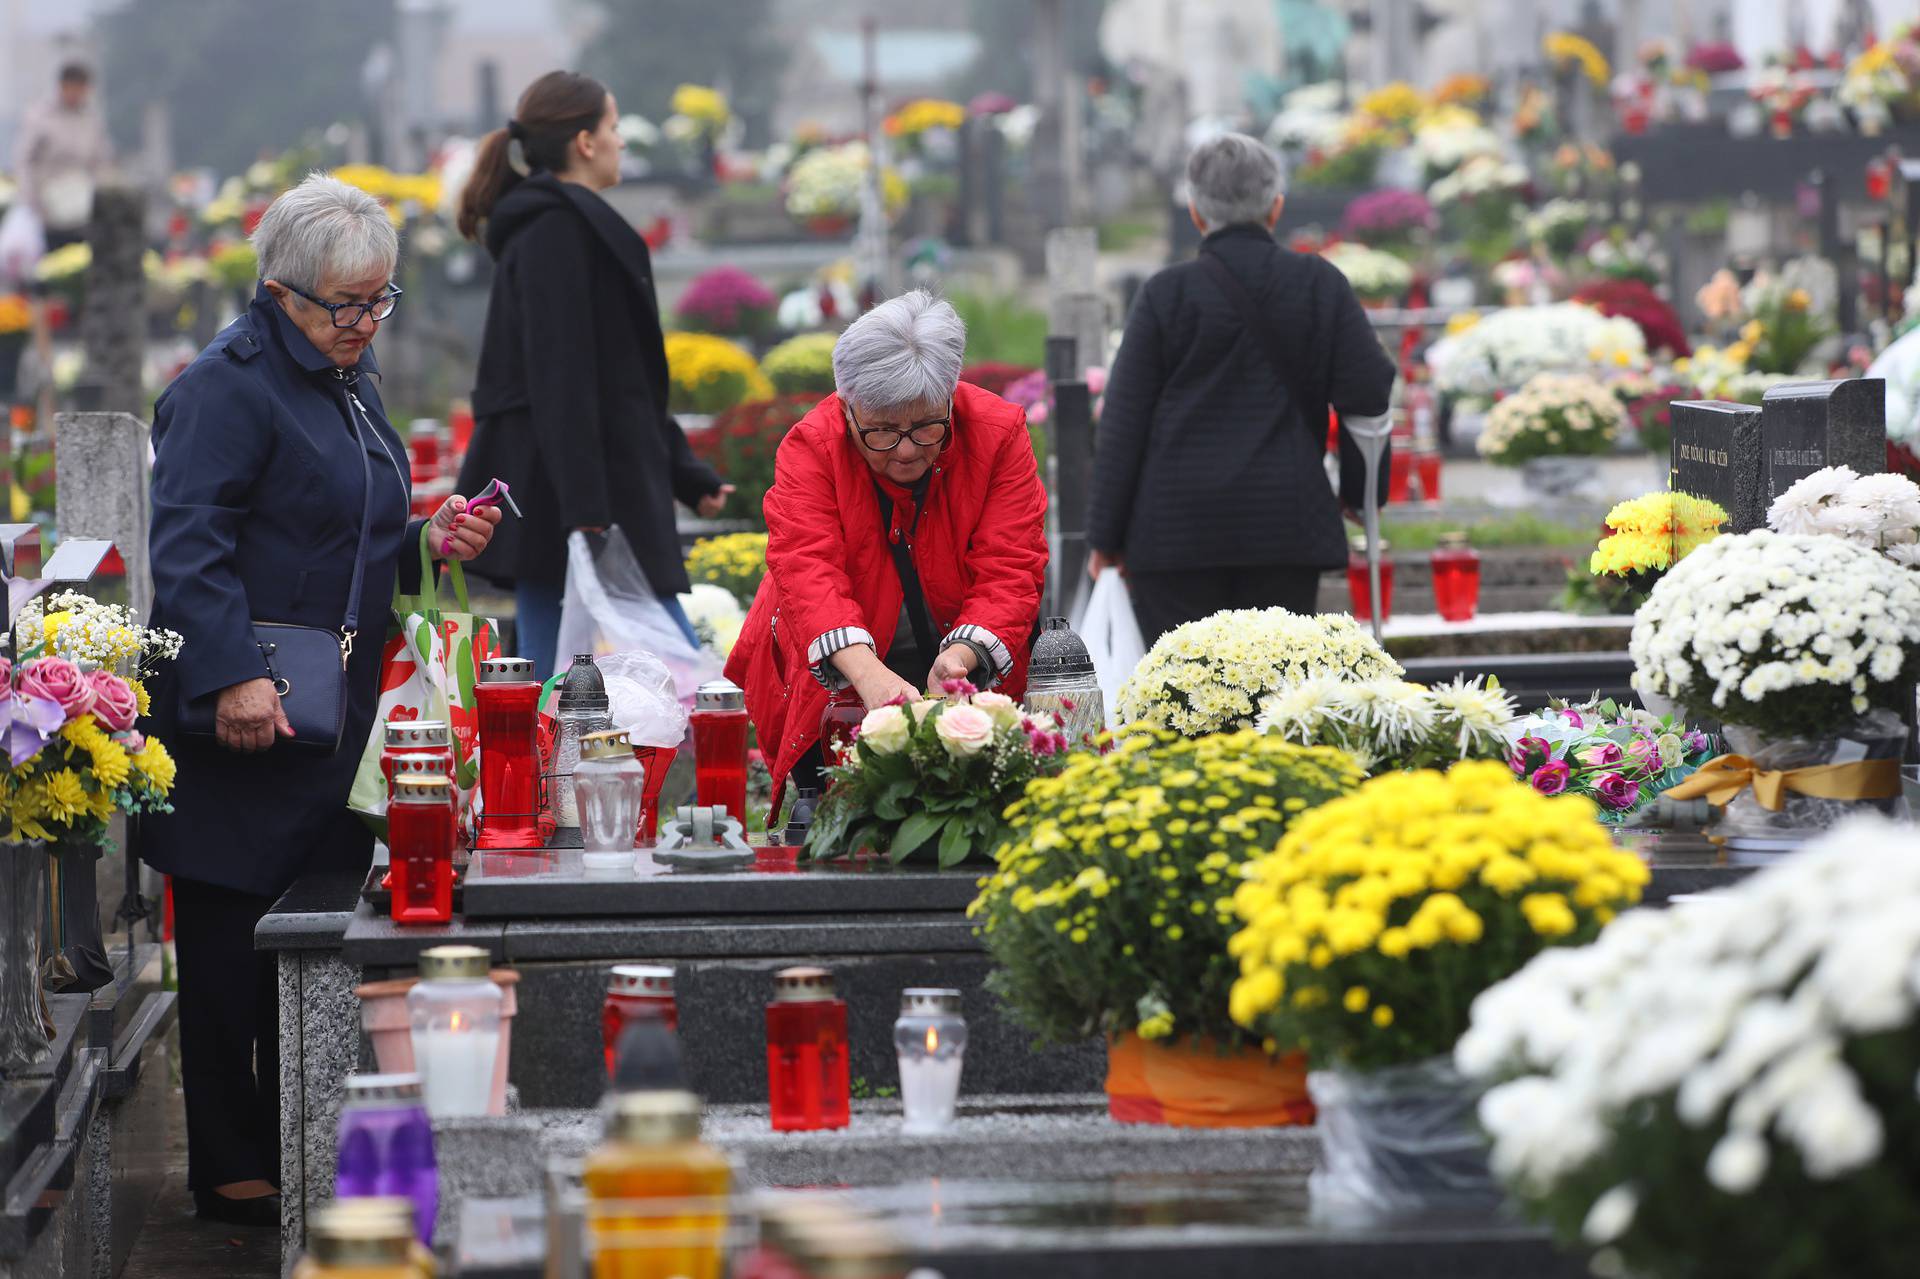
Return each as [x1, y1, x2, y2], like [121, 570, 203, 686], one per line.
[283, 282, 403, 329]
[847, 402, 953, 452]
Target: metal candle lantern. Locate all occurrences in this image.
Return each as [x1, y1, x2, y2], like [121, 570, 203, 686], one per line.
[547, 654, 612, 849]
[893, 988, 967, 1134]
[1024, 617, 1105, 745]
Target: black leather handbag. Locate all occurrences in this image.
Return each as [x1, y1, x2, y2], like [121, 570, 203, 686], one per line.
[178, 381, 380, 756]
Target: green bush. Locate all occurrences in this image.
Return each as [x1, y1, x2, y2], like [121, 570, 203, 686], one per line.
[950, 290, 1047, 367]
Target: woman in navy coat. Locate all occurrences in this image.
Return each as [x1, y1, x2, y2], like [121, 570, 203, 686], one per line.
[144, 175, 500, 1227]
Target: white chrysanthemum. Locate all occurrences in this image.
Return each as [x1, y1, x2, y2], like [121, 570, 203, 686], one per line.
[1253, 677, 1340, 740]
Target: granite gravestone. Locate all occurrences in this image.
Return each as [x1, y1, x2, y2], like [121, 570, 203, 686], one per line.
[1670, 399, 1765, 533]
[1760, 379, 1887, 505]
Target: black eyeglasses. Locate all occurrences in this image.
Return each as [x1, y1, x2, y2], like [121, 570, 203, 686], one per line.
[284, 282, 403, 328]
[847, 402, 953, 452]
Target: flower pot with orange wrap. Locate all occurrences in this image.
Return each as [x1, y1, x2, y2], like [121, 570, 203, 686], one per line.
[970, 733, 1366, 1130]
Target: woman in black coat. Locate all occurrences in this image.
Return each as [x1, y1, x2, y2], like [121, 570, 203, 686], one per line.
[456, 70, 730, 679]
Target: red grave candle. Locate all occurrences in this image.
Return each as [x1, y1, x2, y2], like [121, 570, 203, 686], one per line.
[690, 680, 750, 824]
[602, 965, 680, 1079]
[1430, 533, 1482, 623]
[476, 657, 543, 849]
[765, 966, 849, 1132]
[388, 775, 454, 925]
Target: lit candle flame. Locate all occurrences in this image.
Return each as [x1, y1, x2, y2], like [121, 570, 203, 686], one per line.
[450, 1010, 465, 1032]
[926, 1026, 939, 1054]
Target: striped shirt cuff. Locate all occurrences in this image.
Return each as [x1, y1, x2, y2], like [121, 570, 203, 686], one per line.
[808, 627, 876, 690]
[943, 624, 1012, 684]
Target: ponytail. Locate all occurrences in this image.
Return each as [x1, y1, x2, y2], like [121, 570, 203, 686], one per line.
[457, 127, 519, 241]
[456, 70, 610, 243]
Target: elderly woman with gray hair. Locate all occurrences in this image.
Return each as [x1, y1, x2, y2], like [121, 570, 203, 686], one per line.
[144, 174, 499, 1227]
[726, 290, 1049, 812]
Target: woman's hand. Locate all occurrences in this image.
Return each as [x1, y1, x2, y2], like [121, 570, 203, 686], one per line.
[215, 678, 292, 753]
[830, 644, 919, 710]
[697, 485, 736, 519]
[430, 495, 505, 561]
[927, 643, 979, 692]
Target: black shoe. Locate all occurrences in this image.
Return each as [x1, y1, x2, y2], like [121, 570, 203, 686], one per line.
[193, 1189, 281, 1228]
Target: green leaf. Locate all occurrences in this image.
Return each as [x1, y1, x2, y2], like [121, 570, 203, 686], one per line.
[889, 810, 946, 863]
[937, 818, 970, 868]
[874, 790, 908, 821]
[455, 635, 475, 710]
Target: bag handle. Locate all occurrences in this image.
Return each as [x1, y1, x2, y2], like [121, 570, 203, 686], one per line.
[414, 521, 472, 619]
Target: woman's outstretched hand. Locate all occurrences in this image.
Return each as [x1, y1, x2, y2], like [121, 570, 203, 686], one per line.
[431, 495, 504, 561]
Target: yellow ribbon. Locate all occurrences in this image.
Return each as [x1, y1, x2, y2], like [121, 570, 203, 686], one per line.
[1662, 754, 1901, 812]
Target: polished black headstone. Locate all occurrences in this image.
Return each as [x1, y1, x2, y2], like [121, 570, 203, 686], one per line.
[1760, 379, 1887, 507]
[1669, 399, 1765, 532]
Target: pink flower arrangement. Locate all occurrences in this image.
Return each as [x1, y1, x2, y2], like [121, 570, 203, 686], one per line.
[19, 657, 95, 721]
[1530, 760, 1571, 795]
[1504, 700, 1718, 825]
[87, 671, 140, 733]
[1340, 189, 1437, 244]
[1685, 42, 1744, 74]
[674, 266, 777, 338]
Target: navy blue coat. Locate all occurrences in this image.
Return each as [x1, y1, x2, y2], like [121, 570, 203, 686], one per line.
[144, 285, 422, 897]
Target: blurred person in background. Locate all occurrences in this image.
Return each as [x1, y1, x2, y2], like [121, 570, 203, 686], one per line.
[13, 61, 111, 251]
[1087, 132, 1395, 643]
[456, 69, 731, 681]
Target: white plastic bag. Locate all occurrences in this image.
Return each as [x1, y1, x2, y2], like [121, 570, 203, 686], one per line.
[0, 202, 46, 287]
[1071, 570, 1147, 728]
[556, 529, 720, 704]
[595, 650, 689, 748]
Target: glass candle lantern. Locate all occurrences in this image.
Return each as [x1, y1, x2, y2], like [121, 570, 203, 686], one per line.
[581, 1090, 731, 1279]
[1386, 448, 1414, 503]
[1429, 532, 1482, 623]
[476, 657, 543, 849]
[292, 1206, 420, 1279]
[765, 966, 850, 1132]
[603, 965, 679, 1079]
[893, 988, 967, 1134]
[335, 1074, 438, 1246]
[819, 688, 865, 768]
[1025, 617, 1106, 747]
[550, 655, 614, 847]
[382, 720, 453, 801]
[314, 1198, 436, 1277]
[388, 776, 455, 926]
[690, 680, 749, 824]
[407, 945, 503, 1119]
[1347, 538, 1395, 623]
[575, 729, 647, 877]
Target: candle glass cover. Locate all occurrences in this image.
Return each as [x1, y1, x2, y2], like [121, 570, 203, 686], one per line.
[1429, 532, 1482, 623]
[387, 776, 454, 926]
[690, 680, 750, 824]
[550, 654, 614, 845]
[603, 964, 679, 1079]
[1024, 618, 1106, 747]
[334, 1072, 438, 1245]
[581, 1090, 732, 1279]
[475, 657, 543, 849]
[818, 688, 865, 769]
[1346, 538, 1396, 623]
[893, 988, 967, 1134]
[406, 945, 503, 1118]
[765, 966, 850, 1132]
[575, 729, 647, 877]
[292, 1206, 418, 1279]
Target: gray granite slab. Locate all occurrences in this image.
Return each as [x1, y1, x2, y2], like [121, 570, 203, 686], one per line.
[255, 866, 364, 953]
[341, 905, 507, 970]
[281, 949, 368, 1273]
[1642, 863, 1754, 903]
[500, 914, 980, 961]
[461, 846, 982, 919]
[1671, 398, 1765, 532]
[1761, 378, 1886, 506]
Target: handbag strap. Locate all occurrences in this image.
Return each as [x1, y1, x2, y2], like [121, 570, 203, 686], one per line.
[1198, 248, 1328, 451]
[337, 376, 383, 662]
[871, 480, 939, 662]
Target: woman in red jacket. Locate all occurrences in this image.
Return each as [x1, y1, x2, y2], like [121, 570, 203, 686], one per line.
[725, 290, 1048, 810]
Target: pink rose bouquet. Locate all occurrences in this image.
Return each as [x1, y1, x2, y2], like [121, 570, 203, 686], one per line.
[1503, 698, 1716, 824]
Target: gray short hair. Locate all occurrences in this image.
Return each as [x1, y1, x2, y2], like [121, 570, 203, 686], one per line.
[1187, 132, 1285, 230]
[832, 290, 967, 412]
[252, 173, 399, 292]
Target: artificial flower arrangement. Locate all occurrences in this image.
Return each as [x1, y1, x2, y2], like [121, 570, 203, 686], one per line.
[971, 731, 1361, 1125]
[1227, 762, 1649, 1209]
[1503, 699, 1715, 823]
[1320, 242, 1413, 304]
[663, 331, 775, 416]
[1475, 372, 1627, 465]
[1429, 303, 1648, 401]
[1459, 816, 1918, 1279]
[1767, 465, 1920, 567]
[803, 682, 1068, 867]
[1254, 674, 1517, 775]
[758, 331, 839, 396]
[1115, 608, 1402, 738]
[685, 532, 767, 609]
[673, 266, 776, 339]
[1630, 530, 1920, 837]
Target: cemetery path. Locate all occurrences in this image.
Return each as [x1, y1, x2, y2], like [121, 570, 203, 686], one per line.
[121, 1084, 280, 1279]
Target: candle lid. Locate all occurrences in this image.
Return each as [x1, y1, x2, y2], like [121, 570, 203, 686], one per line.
[478, 656, 537, 683]
[772, 965, 836, 1002]
[391, 751, 449, 777]
[418, 944, 491, 980]
[786, 1225, 904, 1279]
[580, 729, 634, 761]
[898, 988, 962, 1016]
[694, 679, 745, 711]
[308, 1206, 413, 1265]
[409, 418, 442, 438]
[1350, 535, 1391, 554]
[322, 1195, 416, 1230]
[609, 964, 675, 996]
[343, 1072, 423, 1105]
[391, 775, 452, 805]
[384, 719, 450, 748]
[557, 654, 610, 714]
[605, 1089, 703, 1144]
[1437, 531, 1471, 550]
[1025, 617, 1095, 690]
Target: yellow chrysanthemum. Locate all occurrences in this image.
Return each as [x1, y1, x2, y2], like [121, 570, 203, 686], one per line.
[89, 736, 131, 790]
[43, 770, 88, 824]
[133, 738, 177, 792]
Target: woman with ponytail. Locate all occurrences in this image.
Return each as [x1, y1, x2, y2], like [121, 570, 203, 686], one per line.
[457, 70, 731, 679]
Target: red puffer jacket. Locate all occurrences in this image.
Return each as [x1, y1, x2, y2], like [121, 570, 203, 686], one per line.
[725, 381, 1049, 813]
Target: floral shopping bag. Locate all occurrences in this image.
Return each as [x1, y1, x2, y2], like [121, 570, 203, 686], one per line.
[348, 526, 500, 836]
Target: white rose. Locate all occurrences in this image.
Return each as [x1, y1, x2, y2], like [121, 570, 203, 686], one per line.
[933, 704, 996, 757]
[858, 705, 911, 755]
[971, 691, 1020, 727]
[904, 699, 941, 723]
